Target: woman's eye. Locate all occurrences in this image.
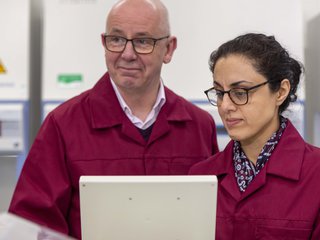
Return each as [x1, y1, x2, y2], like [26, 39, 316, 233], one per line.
[215, 91, 224, 98]
[233, 90, 246, 98]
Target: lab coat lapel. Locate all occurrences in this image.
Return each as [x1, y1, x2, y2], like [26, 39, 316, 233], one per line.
[215, 141, 267, 202]
[89, 73, 146, 146]
[147, 112, 170, 145]
[238, 120, 303, 201]
[213, 142, 243, 201]
[121, 119, 146, 145]
[147, 87, 192, 146]
[239, 166, 267, 201]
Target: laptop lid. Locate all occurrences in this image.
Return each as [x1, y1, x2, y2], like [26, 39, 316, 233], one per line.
[79, 175, 217, 240]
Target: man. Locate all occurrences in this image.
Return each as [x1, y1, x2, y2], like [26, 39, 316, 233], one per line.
[9, 0, 219, 238]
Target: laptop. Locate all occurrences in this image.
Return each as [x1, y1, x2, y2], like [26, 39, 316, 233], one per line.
[79, 175, 217, 240]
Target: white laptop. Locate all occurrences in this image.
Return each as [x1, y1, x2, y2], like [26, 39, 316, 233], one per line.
[79, 175, 217, 240]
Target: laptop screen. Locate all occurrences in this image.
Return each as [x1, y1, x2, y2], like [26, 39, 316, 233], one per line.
[79, 175, 217, 240]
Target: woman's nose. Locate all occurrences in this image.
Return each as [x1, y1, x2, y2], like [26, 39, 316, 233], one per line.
[219, 93, 236, 111]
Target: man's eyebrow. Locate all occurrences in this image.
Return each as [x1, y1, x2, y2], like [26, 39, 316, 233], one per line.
[107, 28, 124, 35]
[107, 29, 151, 37]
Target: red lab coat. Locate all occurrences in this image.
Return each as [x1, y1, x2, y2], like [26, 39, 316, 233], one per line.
[9, 72, 219, 239]
[190, 120, 320, 239]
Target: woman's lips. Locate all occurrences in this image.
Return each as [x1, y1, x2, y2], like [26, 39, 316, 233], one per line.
[225, 118, 242, 128]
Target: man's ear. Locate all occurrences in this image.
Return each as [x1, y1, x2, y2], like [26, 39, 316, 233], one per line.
[276, 79, 291, 106]
[163, 36, 177, 64]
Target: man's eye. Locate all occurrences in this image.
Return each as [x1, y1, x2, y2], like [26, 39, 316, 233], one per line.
[106, 36, 125, 45]
[135, 38, 152, 45]
[110, 36, 123, 43]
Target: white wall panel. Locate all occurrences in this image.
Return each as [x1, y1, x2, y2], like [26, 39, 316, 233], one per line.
[42, 0, 305, 148]
[0, 0, 30, 100]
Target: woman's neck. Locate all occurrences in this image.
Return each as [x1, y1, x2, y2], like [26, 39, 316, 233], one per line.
[240, 116, 281, 165]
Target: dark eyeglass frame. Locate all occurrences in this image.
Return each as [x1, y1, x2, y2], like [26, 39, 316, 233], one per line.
[204, 81, 269, 106]
[101, 34, 169, 54]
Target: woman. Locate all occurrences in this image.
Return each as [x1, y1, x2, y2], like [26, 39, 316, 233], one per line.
[189, 33, 320, 239]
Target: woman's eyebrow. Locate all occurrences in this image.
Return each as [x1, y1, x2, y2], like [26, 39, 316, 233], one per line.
[214, 80, 250, 88]
[230, 80, 250, 87]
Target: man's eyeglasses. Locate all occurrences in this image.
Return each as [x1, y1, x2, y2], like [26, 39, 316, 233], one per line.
[101, 34, 169, 54]
[204, 81, 269, 106]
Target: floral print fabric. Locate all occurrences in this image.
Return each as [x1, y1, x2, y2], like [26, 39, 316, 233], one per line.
[233, 117, 287, 192]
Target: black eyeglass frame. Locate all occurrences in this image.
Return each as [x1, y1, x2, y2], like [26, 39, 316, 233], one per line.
[101, 34, 170, 54]
[204, 81, 269, 106]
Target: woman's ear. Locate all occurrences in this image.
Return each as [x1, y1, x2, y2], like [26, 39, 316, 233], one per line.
[276, 79, 291, 106]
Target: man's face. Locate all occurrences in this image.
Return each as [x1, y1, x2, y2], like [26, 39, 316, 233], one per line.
[103, 1, 176, 96]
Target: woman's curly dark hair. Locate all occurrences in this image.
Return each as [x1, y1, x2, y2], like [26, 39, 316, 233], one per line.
[209, 33, 304, 114]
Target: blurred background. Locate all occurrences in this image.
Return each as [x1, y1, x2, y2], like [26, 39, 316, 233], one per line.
[1, 0, 320, 211]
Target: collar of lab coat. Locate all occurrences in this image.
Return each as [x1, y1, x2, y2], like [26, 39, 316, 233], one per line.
[211, 120, 304, 181]
[87, 72, 193, 141]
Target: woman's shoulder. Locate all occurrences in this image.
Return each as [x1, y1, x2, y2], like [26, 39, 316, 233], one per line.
[189, 141, 233, 175]
[304, 142, 320, 165]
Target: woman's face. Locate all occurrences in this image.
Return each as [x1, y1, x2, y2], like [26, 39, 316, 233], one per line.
[213, 54, 284, 147]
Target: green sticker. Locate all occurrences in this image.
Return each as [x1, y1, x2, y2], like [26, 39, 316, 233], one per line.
[58, 74, 83, 84]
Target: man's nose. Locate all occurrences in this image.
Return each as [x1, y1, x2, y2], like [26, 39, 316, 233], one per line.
[121, 40, 138, 59]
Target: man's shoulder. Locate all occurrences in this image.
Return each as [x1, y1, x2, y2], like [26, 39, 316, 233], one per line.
[49, 73, 110, 121]
[50, 89, 91, 119]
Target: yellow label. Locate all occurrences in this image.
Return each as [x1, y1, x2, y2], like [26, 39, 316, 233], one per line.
[0, 60, 6, 73]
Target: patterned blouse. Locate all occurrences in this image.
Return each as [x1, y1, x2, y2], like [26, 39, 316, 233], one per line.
[233, 116, 287, 192]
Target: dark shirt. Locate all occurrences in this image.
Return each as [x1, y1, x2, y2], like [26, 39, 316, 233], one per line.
[137, 124, 154, 142]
